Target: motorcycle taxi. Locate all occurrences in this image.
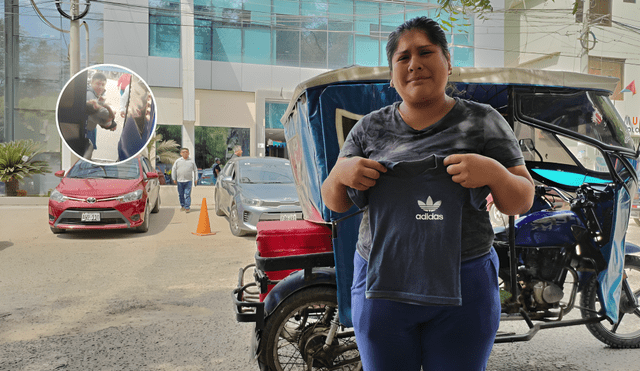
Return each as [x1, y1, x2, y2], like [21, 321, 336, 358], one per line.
[233, 66, 640, 371]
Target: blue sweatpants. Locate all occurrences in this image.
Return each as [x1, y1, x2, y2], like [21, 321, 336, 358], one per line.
[351, 248, 501, 371]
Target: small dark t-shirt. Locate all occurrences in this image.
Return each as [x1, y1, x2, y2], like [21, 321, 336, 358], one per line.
[338, 98, 524, 263]
[348, 155, 491, 305]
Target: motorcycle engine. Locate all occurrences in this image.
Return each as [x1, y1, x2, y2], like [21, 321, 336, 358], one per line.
[518, 248, 566, 308]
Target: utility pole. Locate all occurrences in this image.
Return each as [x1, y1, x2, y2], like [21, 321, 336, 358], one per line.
[69, 0, 81, 75]
[579, 0, 593, 74]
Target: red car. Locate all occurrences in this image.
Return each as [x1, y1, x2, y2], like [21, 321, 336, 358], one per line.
[48, 156, 161, 233]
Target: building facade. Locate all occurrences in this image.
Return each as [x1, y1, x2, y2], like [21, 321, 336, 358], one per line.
[4, 0, 507, 195]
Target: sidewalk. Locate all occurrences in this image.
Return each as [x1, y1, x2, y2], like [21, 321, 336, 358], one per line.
[0, 185, 216, 207]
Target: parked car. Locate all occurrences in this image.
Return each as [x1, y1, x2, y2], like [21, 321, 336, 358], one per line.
[48, 155, 161, 234]
[215, 157, 302, 236]
[198, 168, 215, 185]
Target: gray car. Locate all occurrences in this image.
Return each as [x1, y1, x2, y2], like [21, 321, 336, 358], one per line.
[214, 157, 303, 236]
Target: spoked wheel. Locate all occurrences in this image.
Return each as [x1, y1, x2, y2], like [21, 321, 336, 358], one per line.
[258, 286, 360, 371]
[581, 255, 640, 348]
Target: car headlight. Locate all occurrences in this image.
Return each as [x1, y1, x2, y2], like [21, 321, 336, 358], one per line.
[242, 197, 262, 207]
[118, 189, 143, 203]
[49, 189, 67, 203]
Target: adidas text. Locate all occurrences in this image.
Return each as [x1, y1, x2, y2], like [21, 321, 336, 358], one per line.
[416, 213, 444, 221]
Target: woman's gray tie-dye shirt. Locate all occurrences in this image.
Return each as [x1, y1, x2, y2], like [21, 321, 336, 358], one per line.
[338, 98, 525, 262]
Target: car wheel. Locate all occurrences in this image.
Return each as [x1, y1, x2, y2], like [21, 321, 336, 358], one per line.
[215, 190, 225, 216]
[50, 226, 65, 234]
[229, 205, 247, 237]
[135, 203, 150, 233]
[151, 194, 160, 213]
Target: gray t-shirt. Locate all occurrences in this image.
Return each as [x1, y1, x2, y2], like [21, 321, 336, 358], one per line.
[338, 98, 525, 262]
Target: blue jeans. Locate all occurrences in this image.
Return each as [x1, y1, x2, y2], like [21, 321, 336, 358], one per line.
[177, 181, 192, 209]
[351, 248, 501, 371]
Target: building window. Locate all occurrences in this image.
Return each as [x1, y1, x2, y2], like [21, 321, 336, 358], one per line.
[265, 102, 288, 129]
[589, 56, 625, 100]
[149, 0, 181, 58]
[148, 0, 473, 69]
[575, 0, 612, 27]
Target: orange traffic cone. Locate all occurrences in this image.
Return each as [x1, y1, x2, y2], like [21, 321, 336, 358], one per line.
[192, 198, 216, 236]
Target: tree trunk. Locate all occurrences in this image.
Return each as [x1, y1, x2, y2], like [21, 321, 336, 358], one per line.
[5, 178, 19, 197]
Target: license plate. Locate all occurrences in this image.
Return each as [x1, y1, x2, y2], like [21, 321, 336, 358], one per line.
[81, 212, 101, 222]
[280, 213, 297, 221]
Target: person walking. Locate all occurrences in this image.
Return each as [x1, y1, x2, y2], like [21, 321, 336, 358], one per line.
[171, 148, 198, 213]
[321, 16, 534, 371]
[212, 158, 222, 185]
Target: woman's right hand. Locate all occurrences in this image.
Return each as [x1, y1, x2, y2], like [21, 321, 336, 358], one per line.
[333, 156, 387, 190]
[321, 156, 386, 213]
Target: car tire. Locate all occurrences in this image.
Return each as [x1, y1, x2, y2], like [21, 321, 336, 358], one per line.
[135, 203, 150, 233]
[215, 191, 225, 216]
[50, 226, 65, 234]
[151, 194, 160, 213]
[229, 205, 247, 237]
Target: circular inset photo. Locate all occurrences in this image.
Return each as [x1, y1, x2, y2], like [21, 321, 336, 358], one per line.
[56, 64, 157, 165]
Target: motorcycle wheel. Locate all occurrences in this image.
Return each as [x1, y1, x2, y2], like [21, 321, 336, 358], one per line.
[580, 255, 640, 348]
[257, 286, 359, 371]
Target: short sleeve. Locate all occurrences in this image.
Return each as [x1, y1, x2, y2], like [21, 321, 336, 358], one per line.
[347, 187, 368, 209]
[483, 108, 525, 169]
[338, 118, 366, 159]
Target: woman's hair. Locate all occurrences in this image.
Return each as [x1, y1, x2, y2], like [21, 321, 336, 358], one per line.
[385, 16, 450, 71]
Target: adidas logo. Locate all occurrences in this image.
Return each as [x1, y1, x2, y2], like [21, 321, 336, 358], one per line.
[416, 196, 444, 221]
[418, 197, 441, 212]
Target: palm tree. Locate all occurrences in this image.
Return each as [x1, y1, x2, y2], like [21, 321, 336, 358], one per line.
[0, 140, 51, 196]
[146, 134, 180, 167]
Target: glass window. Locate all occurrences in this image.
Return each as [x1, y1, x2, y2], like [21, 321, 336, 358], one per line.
[195, 0, 214, 60]
[149, 0, 181, 58]
[517, 91, 635, 151]
[265, 102, 288, 129]
[67, 159, 141, 180]
[300, 1, 328, 68]
[328, 0, 353, 69]
[355, 1, 379, 66]
[275, 14, 300, 67]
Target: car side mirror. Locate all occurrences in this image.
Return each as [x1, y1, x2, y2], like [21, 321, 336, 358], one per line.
[146, 172, 159, 179]
[54, 170, 65, 178]
[221, 176, 232, 183]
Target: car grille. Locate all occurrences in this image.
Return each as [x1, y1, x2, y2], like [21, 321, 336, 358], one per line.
[243, 211, 251, 223]
[260, 201, 300, 207]
[56, 208, 129, 226]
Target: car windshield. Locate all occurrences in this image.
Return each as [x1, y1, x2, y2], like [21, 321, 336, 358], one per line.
[238, 162, 294, 184]
[66, 159, 140, 179]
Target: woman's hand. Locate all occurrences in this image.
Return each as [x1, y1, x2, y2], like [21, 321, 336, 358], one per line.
[444, 154, 496, 188]
[335, 157, 387, 191]
[321, 156, 387, 212]
[444, 153, 534, 215]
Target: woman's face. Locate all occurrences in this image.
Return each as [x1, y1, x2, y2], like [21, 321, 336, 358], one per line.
[390, 29, 452, 106]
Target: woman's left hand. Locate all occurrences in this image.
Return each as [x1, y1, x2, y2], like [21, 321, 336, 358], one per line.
[444, 153, 498, 188]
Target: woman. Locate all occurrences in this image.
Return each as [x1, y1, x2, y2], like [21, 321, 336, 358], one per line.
[321, 17, 534, 370]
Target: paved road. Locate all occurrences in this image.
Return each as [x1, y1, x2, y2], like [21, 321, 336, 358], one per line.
[1, 204, 640, 370]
